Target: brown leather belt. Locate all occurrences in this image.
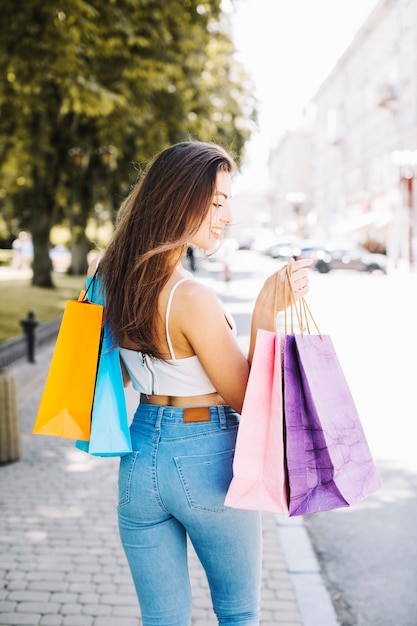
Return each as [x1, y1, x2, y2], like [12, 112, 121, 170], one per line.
[183, 407, 211, 423]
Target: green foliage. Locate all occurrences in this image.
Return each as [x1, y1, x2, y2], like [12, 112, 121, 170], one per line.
[0, 0, 257, 284]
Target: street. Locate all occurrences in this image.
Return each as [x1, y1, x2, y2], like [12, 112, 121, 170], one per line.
[302, 268, 417, 626]
[208, 250, 417, 626]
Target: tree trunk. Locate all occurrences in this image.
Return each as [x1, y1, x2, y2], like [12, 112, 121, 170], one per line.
[70, 231, 89, 275]
[68, 164, 92, 276]
[31, 182, 54, 288]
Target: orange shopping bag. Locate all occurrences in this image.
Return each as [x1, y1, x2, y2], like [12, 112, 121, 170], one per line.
[33, 295, 103, 441]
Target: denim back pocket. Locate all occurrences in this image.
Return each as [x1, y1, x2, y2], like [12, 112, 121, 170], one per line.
[174, 449, 234, 513]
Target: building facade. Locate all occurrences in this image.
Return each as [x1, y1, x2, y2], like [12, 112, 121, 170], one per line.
[269, 0, 417, 265]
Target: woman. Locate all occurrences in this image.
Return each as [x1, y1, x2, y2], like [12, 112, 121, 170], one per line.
[90, 141, 311, 625]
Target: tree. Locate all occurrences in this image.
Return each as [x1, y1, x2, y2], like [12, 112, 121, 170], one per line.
[0, 0, 256, 286]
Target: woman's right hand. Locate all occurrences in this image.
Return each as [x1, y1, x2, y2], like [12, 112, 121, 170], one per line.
[247, 258, 313, 363]
[273, 258, 313, 312]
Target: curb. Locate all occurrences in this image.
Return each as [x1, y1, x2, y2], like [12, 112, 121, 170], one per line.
[277, 517, 339, 626]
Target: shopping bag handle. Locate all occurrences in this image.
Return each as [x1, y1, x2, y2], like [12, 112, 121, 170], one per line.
[283, 263, 322, 338]
[78, 268, 100, 303]
[273, 264, 301, 332]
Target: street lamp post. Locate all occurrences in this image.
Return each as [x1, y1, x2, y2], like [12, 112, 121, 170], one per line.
[404, 171, 413, 268]
[391, 149, 417, 269]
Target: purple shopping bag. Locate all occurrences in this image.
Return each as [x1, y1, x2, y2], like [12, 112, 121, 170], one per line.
[283, 333, 381, 516]
[225, 329, 289, 514]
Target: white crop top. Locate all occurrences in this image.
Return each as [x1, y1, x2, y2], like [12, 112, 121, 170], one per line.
[119, 278, 236, 397]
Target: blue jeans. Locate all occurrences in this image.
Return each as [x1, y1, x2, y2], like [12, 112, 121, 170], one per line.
[117, 404, 262, 626]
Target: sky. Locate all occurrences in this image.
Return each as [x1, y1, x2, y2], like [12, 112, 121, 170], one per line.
[228, 0, 380, 192]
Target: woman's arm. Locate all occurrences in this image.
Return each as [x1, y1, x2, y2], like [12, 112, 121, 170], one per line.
[247, 259, 312, 364]
[177, 283, 250, 413]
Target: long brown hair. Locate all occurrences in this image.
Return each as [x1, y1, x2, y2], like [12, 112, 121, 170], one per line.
[98, 141, 236, 358]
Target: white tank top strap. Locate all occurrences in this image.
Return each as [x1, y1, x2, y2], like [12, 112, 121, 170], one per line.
[165, 278, 191, 359]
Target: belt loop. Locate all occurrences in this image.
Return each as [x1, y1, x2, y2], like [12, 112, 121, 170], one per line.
[217, 405, 227, 430]
[155, 406, 164, 431]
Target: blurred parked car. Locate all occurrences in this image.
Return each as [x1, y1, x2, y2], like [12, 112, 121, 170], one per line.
[313, 246, 387, 274]
[266, 239, 326, 262]
[292, 241, 327, 261]
[265, 237, 301, 259]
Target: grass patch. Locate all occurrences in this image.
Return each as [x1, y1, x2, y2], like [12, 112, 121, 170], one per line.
[1, 273, 86, 342]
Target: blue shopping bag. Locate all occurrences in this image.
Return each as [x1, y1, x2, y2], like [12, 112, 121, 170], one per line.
[76, 274, 132, 457]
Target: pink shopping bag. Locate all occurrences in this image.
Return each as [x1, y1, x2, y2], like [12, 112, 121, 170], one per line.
[224, 329, 289, 514]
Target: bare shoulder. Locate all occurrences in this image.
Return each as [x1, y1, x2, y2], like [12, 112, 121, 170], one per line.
[173, 279, 226, 329]
[176, 279, 221, 310]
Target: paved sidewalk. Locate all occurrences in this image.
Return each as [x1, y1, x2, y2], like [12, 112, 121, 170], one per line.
[0, 346, 307, 626]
